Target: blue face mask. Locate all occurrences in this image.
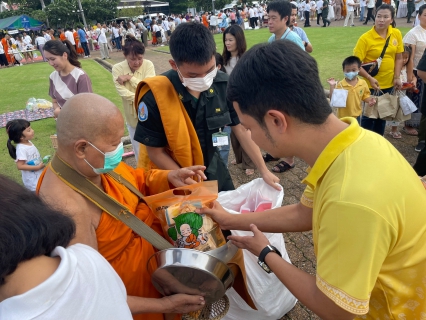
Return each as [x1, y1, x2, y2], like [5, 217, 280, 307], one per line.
[85, 141, 124, 174]
[344, 71, 359, 80]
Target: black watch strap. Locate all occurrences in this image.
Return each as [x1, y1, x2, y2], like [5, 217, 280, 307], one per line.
[258, 245, 282, 263]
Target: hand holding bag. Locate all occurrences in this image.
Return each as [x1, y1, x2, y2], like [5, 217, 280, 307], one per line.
[330, 82, 349, 108]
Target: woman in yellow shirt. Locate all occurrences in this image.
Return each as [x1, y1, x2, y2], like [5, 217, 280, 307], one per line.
[353, 4, 404, 136]
[112, 35, 155, 158]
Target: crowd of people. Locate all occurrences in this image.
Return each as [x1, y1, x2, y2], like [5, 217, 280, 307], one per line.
[1, 0, 426, 319]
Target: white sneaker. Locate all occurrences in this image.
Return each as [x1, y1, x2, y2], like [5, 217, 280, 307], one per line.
[84, 56, 88, 58]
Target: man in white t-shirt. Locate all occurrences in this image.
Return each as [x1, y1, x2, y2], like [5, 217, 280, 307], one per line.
[96, 23, 109, 60]
[43, 30, 51, 41]
[0, 176, 133, 320]
[316, 0, 324, 25]
[210, 14, 218, 34]
[249, 6, 255, 28]
[253, 6, 259, 28]
[344, 0, 356, 26]
[64, 28, 76, 50]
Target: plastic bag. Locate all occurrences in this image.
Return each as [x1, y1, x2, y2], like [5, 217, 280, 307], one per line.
[399, 94, 417, 115]
[330, 84, 348, 108]
[26, 97, 38, 112]
[218, 178, 297, 319]
[33, 52, 38, 59]
[143, 181, 226, 251]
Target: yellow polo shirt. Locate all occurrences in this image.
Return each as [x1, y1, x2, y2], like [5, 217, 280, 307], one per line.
[336, 78, 370, 118]
[112, 59, 155, 128]
[353, 26, 404, 90]
[301, 117, 426, 318]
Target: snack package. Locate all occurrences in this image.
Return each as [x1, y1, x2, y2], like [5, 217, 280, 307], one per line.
[143, 181, 226, 252]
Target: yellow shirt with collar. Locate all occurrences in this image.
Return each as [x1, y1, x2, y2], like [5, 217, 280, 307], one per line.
[353, 26, 404, 89]
[336, 77, 370, 118]
[112, 59, 155, 128]
[300, 117, 426, 318]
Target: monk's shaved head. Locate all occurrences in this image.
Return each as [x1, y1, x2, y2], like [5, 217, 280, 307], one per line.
[57, 93, 124, 148]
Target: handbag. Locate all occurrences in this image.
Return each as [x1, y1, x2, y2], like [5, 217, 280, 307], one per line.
[330, 82, 349, 108]
[361, 36, 391, 77]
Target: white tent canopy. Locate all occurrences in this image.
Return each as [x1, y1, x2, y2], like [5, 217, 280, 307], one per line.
[117, 0, 169, 9]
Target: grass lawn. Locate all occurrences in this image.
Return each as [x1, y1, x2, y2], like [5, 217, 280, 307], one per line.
[155, 25, 412, 87]
[0, 26, 413, 184]
[0, 60, 123, 183]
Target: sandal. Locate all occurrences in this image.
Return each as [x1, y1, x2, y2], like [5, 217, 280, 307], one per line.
[231, 160, 237, 165]
[389, 131, 402, 139]
[245, 169, 255, 176]
[402, 126, 418, 136]
[272, 160, 295, 173]
[263, 153, 280, 162]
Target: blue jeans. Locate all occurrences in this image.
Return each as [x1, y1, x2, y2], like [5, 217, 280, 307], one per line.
[114, 37, 121, 50]
[361, 87, 393, 136]
[359, 6, 365, 20]
[218, 126, 231, 168]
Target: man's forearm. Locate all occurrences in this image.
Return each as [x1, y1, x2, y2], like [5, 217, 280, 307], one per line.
[127, 296, 168, 314]
[146, 146, 181, 170]
[225, 202, 313, 233]
[231, 125, 268, 173]
[265, 255, 355, 320]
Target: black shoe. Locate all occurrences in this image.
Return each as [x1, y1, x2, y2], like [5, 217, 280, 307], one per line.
[363, 22, 367, 24]
[327, 21, 330, 26]
[322, 25, 326, 27]
[408, 20, 411, 23]
[415, 141, 425, 152]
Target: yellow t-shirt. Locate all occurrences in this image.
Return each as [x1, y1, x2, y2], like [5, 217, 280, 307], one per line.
[353, 26, 404, 89]
[336, 78, 370, 118]
[301, 117, 426, 318]
[112, 59, 156, 128]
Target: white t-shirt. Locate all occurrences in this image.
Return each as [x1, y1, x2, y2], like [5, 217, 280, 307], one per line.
[403, 25, 426, 68]
[65, 30, 75, 45]
[0, 41, 4, 54]
[35, 36, 46, 46]
[44, 33, 51, 41]
[311, 1, 317, 10]
[347, 0, 355, 12]
[0, 244, 132, 320]
[112, 26, 120, 38]
[304, 3, 311, 11]
[253, 7, 258, 17]
[367, 0, 375, 8]
[210, 15, 218, 26]
[98, 28, 107, 43]
[317, 0, 324, 12]
[225, 56, 238, 74]
[15, 142, 43, 191]
[360, 0, 366, 7]
[249, 8, 254, 17]
[23, 35, 32, 45]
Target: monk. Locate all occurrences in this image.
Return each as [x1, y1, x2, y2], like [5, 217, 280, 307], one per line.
[59, 28, 66, 41]
[1, 34, 11, 65]
[37, 93, 207, 320]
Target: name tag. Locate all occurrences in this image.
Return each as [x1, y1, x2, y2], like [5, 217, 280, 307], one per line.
[212, 132, 229, 147]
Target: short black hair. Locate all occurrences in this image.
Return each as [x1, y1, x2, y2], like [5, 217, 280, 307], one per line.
[0, 174, 76, 285]
[227, 41, 332, 126]
[342, 56, 362, 69]
[169, 22, 216, 66]
[267, 0, 292, 26]
[419, 3, 426, 15]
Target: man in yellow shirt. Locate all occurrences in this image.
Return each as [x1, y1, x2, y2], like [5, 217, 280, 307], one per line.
[112, 36, 155, 158]
[199, 41, 426, 319]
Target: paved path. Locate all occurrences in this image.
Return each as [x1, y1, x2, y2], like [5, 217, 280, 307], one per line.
[89, 23, 420, 317]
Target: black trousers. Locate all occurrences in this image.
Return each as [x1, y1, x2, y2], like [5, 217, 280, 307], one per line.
[250, 17, 255, 28]
[0, 53, 8, 66]
[304, 11, 310, 25]
[365, 7, 375, 23]
[317, 11, 322, 24]
[81, 41, 90, 56]
[414, 145, 426, 176]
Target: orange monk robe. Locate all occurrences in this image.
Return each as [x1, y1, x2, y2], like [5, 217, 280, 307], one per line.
[60, 33, 66, 41]
[37, 162, 174, 320]
[1, 38, 11, 64]
[341, 0, 347, 17]
[202, 14, 209, 28]
[74, 31, 84, 55]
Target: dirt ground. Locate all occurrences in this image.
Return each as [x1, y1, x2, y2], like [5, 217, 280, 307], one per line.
[100, 43, 420, 319]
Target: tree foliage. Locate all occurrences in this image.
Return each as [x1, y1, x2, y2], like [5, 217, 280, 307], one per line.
[117, 6, 144, 18]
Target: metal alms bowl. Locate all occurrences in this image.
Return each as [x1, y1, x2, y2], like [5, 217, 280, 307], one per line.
[147, 248, 234, 305]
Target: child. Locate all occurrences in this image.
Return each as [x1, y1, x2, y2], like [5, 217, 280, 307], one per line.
[388, 46, 413, 139]
[6, 119, 45, 191]
[327, 55, 376, 122]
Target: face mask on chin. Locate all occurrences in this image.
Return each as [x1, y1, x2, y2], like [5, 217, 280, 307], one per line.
[176, 66, 218, 92]
[84, 141, 124, 175]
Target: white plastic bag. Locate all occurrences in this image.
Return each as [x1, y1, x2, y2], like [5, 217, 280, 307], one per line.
[218, 179, 297, 320]
[33, 52, 38, 59]
[399, 94, 417, 115]
[330, 84, 348, 108]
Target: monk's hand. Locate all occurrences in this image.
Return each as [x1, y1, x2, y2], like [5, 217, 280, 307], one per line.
[228, 224, 270, 257]
[162, 294, 205, 314]
[196, 201, 233, 230]
[168, 165, 207, 187]
[260, 170, 281, 191]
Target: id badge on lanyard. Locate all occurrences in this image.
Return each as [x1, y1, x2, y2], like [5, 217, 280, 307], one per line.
[212, 128, 229, 147]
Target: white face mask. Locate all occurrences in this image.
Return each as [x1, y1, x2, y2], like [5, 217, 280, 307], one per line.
[176, 66, 217, 92]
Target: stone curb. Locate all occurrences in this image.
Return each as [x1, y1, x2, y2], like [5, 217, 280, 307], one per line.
[94, 57, 113, 72]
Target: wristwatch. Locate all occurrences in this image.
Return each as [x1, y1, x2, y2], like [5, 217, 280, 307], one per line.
[258, 245, 282, 273]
